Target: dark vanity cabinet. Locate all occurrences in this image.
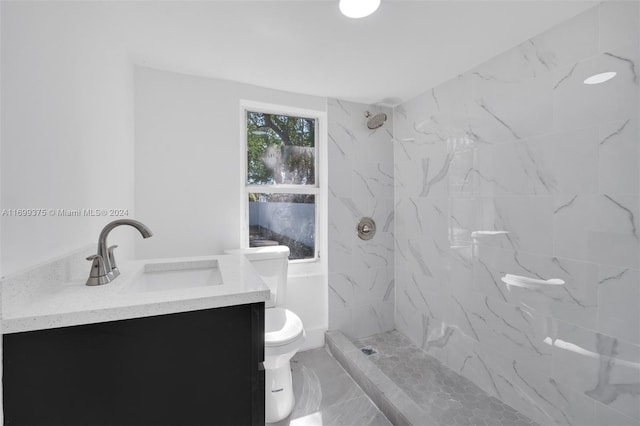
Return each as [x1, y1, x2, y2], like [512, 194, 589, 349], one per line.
[3, 303, 265, 426]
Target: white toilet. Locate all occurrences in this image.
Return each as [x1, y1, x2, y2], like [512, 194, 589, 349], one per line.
[225, 246, 305, 423]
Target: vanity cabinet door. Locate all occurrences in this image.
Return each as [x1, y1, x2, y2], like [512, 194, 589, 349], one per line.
[3, 302, 265, 426]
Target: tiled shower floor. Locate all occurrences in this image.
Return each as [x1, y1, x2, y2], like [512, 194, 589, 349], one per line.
[354, 331, 538, 426]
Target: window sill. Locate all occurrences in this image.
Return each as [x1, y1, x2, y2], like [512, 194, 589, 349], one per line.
[289, 257, 324, 277]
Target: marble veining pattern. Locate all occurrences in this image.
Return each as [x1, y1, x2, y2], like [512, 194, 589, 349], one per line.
[328, 99, 394, 340]
[393, 2, 640, 426]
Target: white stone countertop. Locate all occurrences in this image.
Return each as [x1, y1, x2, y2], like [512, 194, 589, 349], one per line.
[1, 254, 270, 334]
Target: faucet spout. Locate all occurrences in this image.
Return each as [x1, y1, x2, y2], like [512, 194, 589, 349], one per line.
[97, 219, 153, 259]
[86, 219, 153, 286]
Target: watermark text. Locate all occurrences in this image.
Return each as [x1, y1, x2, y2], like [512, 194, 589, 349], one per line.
[2, 208, 129, 217]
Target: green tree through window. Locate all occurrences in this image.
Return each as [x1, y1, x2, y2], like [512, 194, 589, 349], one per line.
[247, 112, 315, 185]
[245, 110, 318, 260]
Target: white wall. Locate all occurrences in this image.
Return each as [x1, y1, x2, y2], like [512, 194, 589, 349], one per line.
[135, 67, 329, 258]
[134, 67, 328, 347]
[1, 2, 136, 277]
[0, 0, 4, 420]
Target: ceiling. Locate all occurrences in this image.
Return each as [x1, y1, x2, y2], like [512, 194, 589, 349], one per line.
[118, 0, 597, 105]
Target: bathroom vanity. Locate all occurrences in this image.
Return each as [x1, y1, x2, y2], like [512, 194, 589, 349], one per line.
[1, 253, 270, 426]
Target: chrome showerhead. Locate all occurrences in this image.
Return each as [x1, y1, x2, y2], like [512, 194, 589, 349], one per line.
[365, 111, 387, 130]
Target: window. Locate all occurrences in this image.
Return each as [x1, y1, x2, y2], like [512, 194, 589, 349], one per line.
[241, 102, 324, 262]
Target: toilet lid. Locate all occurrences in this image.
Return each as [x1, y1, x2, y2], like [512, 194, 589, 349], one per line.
[265, 308, 304, 347]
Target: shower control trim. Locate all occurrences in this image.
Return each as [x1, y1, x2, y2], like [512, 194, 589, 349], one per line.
[357, 217, 376, 240]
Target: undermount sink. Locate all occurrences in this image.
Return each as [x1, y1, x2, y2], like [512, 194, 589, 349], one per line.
[123, 259, 223, 293]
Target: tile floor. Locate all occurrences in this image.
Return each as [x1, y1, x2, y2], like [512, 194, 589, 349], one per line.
[269, 347, 391, 426]
[354, 331, 538, 426]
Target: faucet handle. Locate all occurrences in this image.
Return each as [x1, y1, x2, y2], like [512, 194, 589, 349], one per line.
[86, 255, 111, 286]
[108, 245, 120, 278]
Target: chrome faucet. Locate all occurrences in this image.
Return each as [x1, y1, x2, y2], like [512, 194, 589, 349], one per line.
[86, 219, 153, 286]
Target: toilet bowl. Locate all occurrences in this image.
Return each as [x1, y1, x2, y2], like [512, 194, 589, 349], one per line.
[224, 246, 305, 423]
[264, 307, 305, 422]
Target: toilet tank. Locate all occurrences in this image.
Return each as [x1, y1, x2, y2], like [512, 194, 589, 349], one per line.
[224, 246, 289, 308]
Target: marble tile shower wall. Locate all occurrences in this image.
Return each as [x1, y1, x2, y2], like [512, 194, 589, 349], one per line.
[393, 3, 639, 426]
[328, 99, 395, 339]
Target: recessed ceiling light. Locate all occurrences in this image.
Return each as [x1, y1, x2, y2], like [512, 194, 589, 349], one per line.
[583, 71, 617, 85]
[339, 0, 380, 19]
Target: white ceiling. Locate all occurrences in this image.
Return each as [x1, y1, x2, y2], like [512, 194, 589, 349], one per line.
[117, 0, 598, 105]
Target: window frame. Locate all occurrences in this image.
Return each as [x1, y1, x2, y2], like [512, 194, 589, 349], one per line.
[239, 100, 327, 268]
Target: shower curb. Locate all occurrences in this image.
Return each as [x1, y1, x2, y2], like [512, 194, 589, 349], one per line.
[326, 330, 435, 426]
